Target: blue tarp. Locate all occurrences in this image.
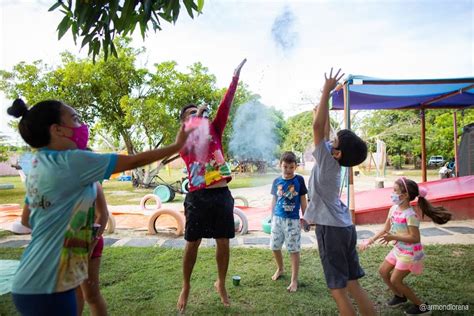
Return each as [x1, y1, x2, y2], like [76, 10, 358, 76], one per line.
[331, 75, 474, 110]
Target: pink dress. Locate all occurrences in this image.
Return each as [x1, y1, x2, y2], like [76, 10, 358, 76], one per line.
[385, 205, 425, 275]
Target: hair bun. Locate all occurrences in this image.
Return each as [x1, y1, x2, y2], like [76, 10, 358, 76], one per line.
[7, 99, 28, 118]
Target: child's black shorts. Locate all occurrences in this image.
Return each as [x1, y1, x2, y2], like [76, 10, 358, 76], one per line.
[184, 187, 235, 241]
[315, 224, 365, 289]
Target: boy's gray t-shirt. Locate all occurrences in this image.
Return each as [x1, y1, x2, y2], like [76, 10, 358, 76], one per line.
[303, 140, 352, 227]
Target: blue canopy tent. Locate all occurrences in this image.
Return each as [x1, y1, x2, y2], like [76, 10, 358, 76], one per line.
[329, 75, 474, 221]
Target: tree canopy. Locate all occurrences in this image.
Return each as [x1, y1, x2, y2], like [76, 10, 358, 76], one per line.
[0, 38, 258, 158]
[360, 108, 474, 168]
[50, 0, 204, 61]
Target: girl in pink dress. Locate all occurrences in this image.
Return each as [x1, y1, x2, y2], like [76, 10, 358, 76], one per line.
[360, 177, 451, 315]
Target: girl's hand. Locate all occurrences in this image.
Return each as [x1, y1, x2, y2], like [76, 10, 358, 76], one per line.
[323, 67, 344, 92]
[234, 58, 247, 77]
[358, 239, 372, 251]
[378, 232, 395, 245]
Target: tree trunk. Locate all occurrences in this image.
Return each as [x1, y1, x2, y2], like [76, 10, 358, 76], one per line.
[121, 132, 135, 155]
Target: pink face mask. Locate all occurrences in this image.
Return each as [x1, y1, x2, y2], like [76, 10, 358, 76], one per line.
[63, 123, 89, 150]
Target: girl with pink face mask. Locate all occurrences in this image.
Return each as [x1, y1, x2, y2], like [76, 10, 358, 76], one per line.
[359, 177, 452, 315]
[7, 98, 192, 315]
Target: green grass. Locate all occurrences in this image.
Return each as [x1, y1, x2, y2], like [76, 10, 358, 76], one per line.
[0, 177, 24, 207]
[0, 245, 472, 315]
[0, 230, 14, 239]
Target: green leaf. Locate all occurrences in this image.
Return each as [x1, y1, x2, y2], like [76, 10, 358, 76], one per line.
[110, 42, 118, 58]
[183, 0, 195, 18]
[139, 20, 147, 39]
[143, 0, 152, 21]
[57, 16, 71, 40]
[81, 33, 94, 48]
[48, 1, 62, 12]
[172, 0, 180, 24]
[71, 22, 78, 44]
[76, 4, 89, 26]
[92, 40, 100, 61]
[103, 39, 109, 60]
[197, 0, 204, 12]
[120, 0, 136, 30]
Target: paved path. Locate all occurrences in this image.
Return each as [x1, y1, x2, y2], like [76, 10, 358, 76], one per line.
[1, 220, 473, 249]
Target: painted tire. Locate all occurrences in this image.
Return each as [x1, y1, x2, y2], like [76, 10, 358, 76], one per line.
[181, 179, 190, 194]
[105, 211, 116, 234]
[233, 195, 249, 207]
[262, 215, 272, 234]
[233, 207, 248, 235]
[11, 221, 31, 235]
[147, 209, 185, 236]
[140, 194, 162, 214]
[153, 185, 173, 203]
[0, 204, 21, 211]
[0, 184, 14, 190]
[168, 189, 176, 202]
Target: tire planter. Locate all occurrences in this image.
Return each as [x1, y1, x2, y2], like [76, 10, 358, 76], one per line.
[262, 215, 272, 234]
[181, 178, 190, 194]
[11, 221, 32, 235]
[153, 185, 175, 202]
[140, 194, 162, 215]
[233, 195, 249, 207]
[0, 204, 21, 211]
[147, 208, 185, 236]
[233, 207, 249, 235]
[105, 211, 116, 234]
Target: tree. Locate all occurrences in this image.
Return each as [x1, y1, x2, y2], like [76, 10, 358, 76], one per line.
[0, 38, 257, 157]
[50, 0, 204, 61]
[360, 108, 474, 168]
[282, 111, 312, 154]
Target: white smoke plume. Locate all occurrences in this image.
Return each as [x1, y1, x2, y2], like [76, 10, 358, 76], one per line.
[229, 101, 277, 162]
[271, 6, 298, 55]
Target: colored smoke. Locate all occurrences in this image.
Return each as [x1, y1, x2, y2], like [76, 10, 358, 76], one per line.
[229, 101, 277, 162]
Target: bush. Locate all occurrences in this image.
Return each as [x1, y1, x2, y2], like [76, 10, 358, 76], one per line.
[389, 155, 404, 169]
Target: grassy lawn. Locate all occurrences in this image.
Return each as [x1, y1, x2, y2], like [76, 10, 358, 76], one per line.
[0, 245, 472, 315]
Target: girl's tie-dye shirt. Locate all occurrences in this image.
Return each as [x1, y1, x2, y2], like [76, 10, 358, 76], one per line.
[389, 205, 425, 263]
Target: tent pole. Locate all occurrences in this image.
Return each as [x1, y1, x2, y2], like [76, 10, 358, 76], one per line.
[453, 111, 459, 177]
[421, 109, 427, 182]
[343, 83, 355, 224]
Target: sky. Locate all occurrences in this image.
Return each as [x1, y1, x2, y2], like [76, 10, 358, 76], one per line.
[1, 0, 473, 143]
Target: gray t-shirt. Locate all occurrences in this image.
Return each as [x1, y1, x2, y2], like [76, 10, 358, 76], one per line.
[303, 140, 352, 227]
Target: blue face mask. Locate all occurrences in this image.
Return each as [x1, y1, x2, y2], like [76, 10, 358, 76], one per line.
[391, 193, 403, 205]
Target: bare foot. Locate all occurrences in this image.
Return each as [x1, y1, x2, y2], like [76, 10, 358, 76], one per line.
[271, 269, 284, 281]
[177, 286, 190, 313]
[214, 281, 230, 307]
[287, 281, 298, 292]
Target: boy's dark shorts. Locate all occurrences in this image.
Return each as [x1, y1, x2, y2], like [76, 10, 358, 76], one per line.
[184, 187, 235, 241]
[316, 224, 365, 289]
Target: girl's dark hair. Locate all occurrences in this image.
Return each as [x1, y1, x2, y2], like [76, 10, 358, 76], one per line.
[7, 98, 63, 148]
[396, 178, 452, 225]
